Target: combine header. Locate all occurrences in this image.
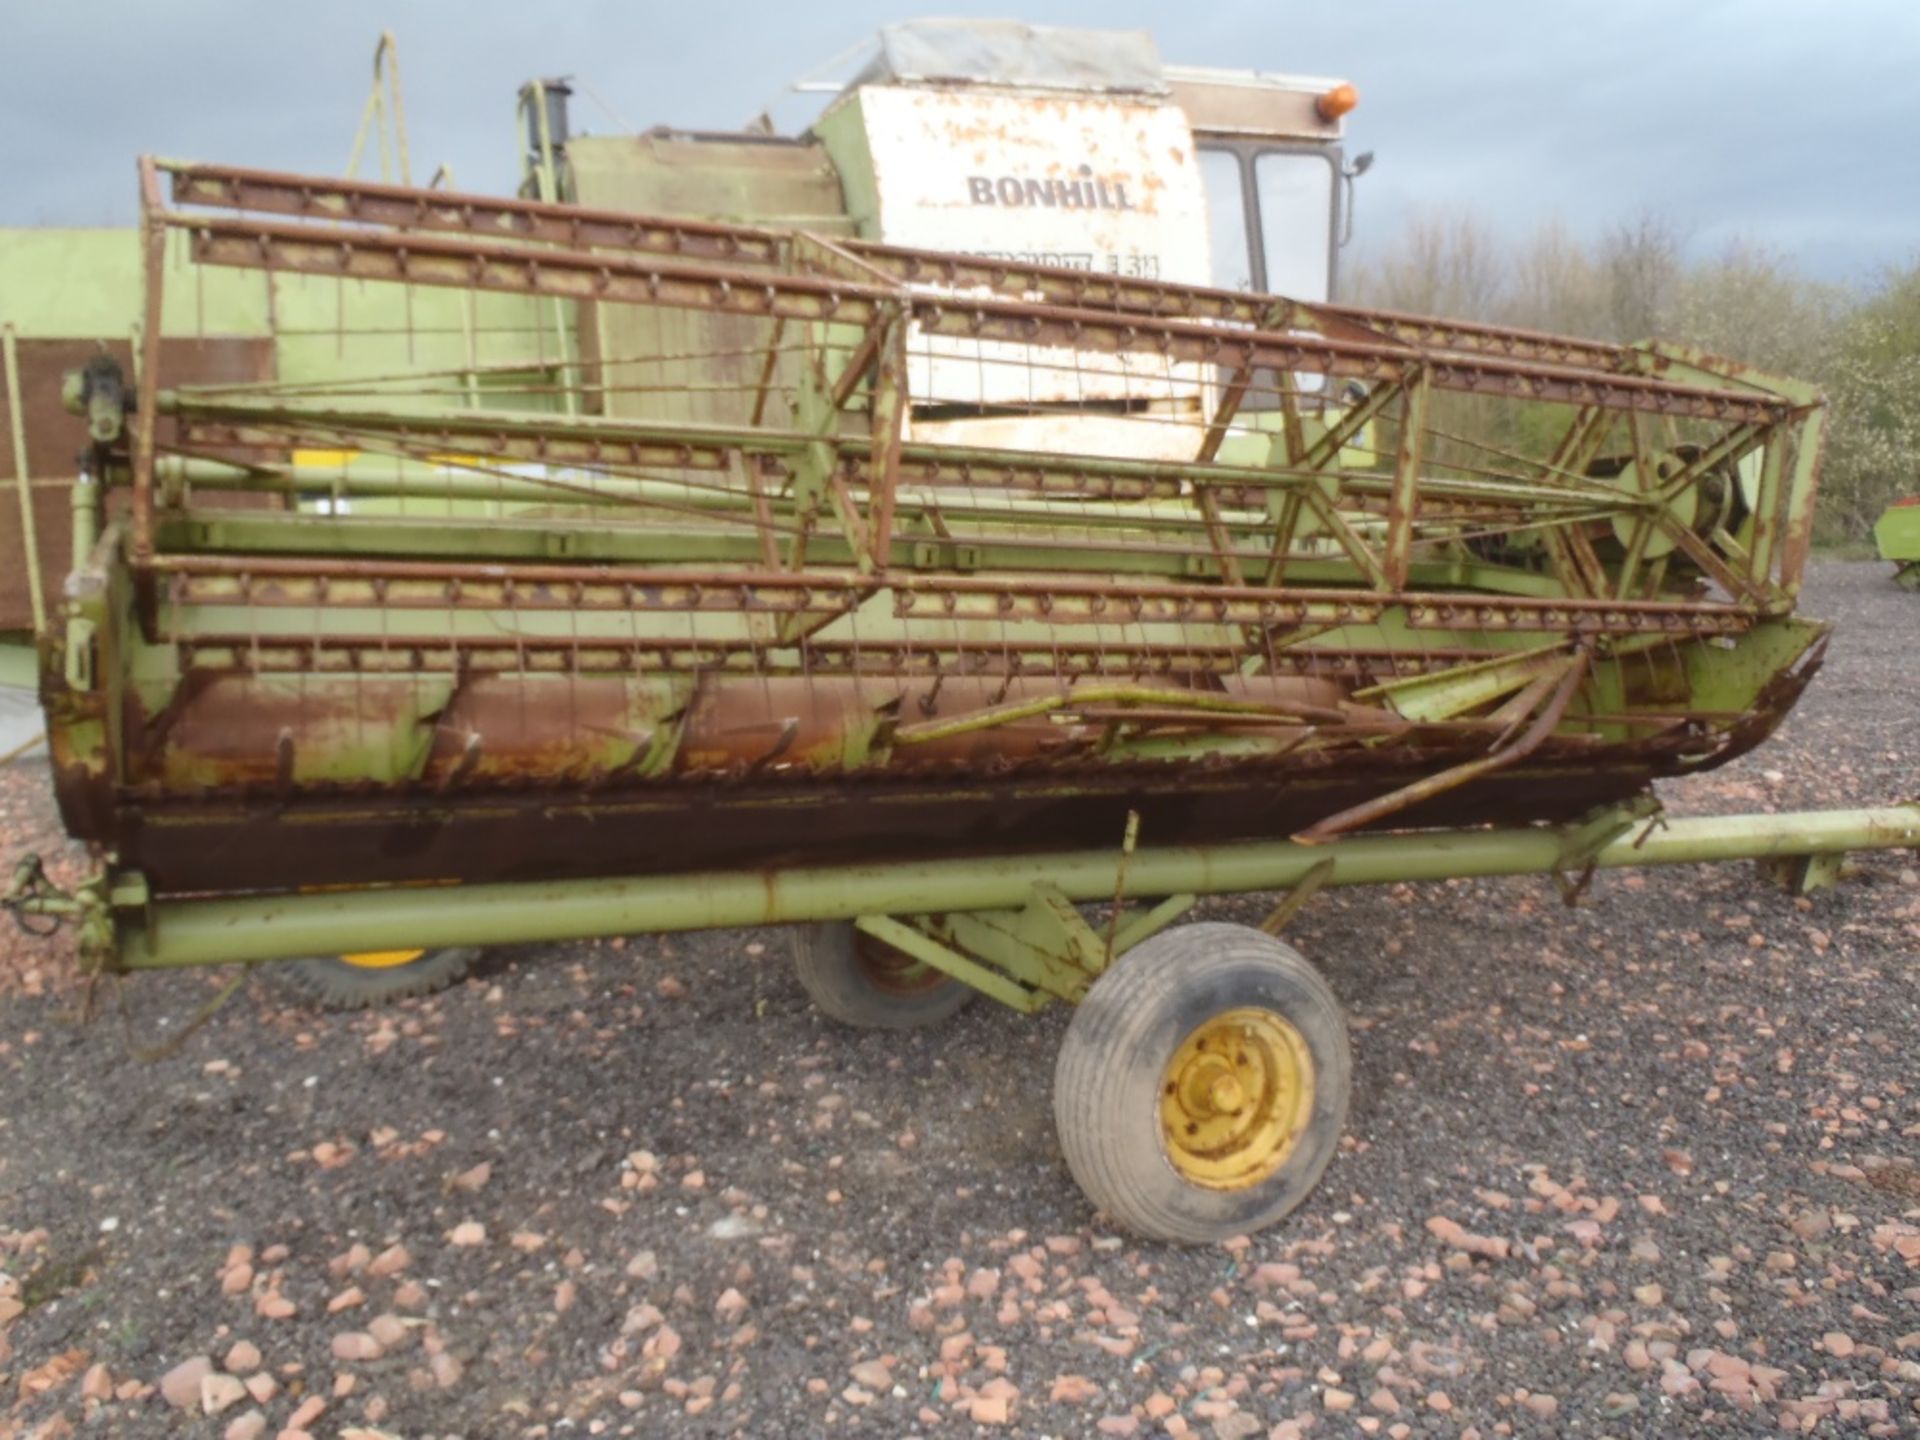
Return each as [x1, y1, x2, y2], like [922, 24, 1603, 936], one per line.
[37, 157, 1853, 891]
[6, 23, 1916, 1240]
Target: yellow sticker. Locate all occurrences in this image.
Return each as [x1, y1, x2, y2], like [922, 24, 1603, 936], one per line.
[291, 448, 361, 469]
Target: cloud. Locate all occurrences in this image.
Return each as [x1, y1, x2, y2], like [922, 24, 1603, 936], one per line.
[3, 0, 1914, 280]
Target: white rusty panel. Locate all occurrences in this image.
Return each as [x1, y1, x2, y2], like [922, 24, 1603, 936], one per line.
[854, 86, 1209, 282]
[853, 85, 1211, 414]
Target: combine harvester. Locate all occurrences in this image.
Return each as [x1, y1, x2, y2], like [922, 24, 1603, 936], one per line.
[1878, 497, 1919, 589]
[6, 23, 1917, 1240]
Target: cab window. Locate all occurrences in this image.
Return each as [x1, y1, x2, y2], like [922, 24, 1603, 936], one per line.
[1255, 152, 1334, 303]
[1198, 148, 1255, 293]
[1197, 144, 1338, 302]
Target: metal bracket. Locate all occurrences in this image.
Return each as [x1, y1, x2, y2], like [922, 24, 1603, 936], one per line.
[3, 854, 117, 963]
[1112, 893, 1198, 955]
[945, 882, 1108, 1003]
[1260, 857, 1335, 936]
[856, 879, 1200, 1013]
[853, 913, 1047, 1013]
[64, 615, 98, 693]
[1759, 851, 1845, 896]
[1552, 794, 1661, 905]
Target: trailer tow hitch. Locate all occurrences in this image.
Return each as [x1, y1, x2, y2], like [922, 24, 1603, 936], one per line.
[3, 853, 112, 955]
[6, 855, 255, 1057]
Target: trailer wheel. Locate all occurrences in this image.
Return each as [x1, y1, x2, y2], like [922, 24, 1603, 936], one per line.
[280, 947, 478, 1010]
[1054, 923, 1349, 1243]
[790, 922, 976, 1030]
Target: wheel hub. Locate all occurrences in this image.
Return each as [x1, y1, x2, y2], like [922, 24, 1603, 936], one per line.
[852, 933, 951, 996]
[338, 948, 428, 970]
[1160, 1007, 1314, 1190]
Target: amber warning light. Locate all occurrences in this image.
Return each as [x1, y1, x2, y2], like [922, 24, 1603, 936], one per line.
[1316, 84, 1359, 122]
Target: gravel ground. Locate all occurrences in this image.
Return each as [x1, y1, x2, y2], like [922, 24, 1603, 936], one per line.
[0, 558, 1914, 1440]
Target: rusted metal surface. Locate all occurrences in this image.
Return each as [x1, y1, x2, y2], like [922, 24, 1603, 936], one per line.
[130, 156, 167, 564]
[170, 212, 1789, 424]
[33, 162, 1835, 899]
[144, 553, 1758, 630]
[105, 763, 1659, 899]
[89, 640, 1820, 900]
[1296, 646, 1590, 841]
[168, 162, 790, 268]
[165, 162, 1628, 371]
[0, 335, 273, 632]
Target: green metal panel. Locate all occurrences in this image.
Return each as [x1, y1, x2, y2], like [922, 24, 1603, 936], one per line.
[566, 133, 850, 432]
[566, 134, 852, 230]
[1876, 501, 1920, 564]
[268, 271, 561, 410]
[0, 229, 270, 338]
[1677, 615, 1825, 713]
[0, 641, 34, 688]
[811, 99, 882, 237]
[0, 227, 568, 416]
[0, 223, 572, 644]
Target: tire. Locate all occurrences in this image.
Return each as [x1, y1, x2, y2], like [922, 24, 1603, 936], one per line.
[1053, 922, 1350, 1244]
[279, 947, 478, 1010]
[790, 921, 976, 1030]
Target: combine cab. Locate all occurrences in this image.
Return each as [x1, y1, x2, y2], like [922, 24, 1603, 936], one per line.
[6, 22, 1916, 1241]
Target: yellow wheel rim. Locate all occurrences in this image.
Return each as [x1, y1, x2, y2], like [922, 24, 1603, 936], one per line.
[338, 948, 428, 970]
[1160, 1007, 1315, 1190]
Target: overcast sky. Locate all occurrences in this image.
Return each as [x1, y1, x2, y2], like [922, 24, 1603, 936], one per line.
[5, 1, 1916, 285]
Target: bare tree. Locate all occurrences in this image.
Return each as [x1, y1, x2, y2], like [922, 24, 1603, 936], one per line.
[1351, 209, 1506, 320]
[1348, 206, 1909, 541]
[1666, 241, 1843, 376]
[1596, 213, 1685, 343]
[1507, 219, 1605, 336]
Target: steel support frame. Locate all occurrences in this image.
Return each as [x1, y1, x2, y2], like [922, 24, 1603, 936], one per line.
[137, 379, 1787, 655]
[65, 799, 1918, 975]
[854, 885, 1200, 1013]
[157, 393, 1640, 516]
